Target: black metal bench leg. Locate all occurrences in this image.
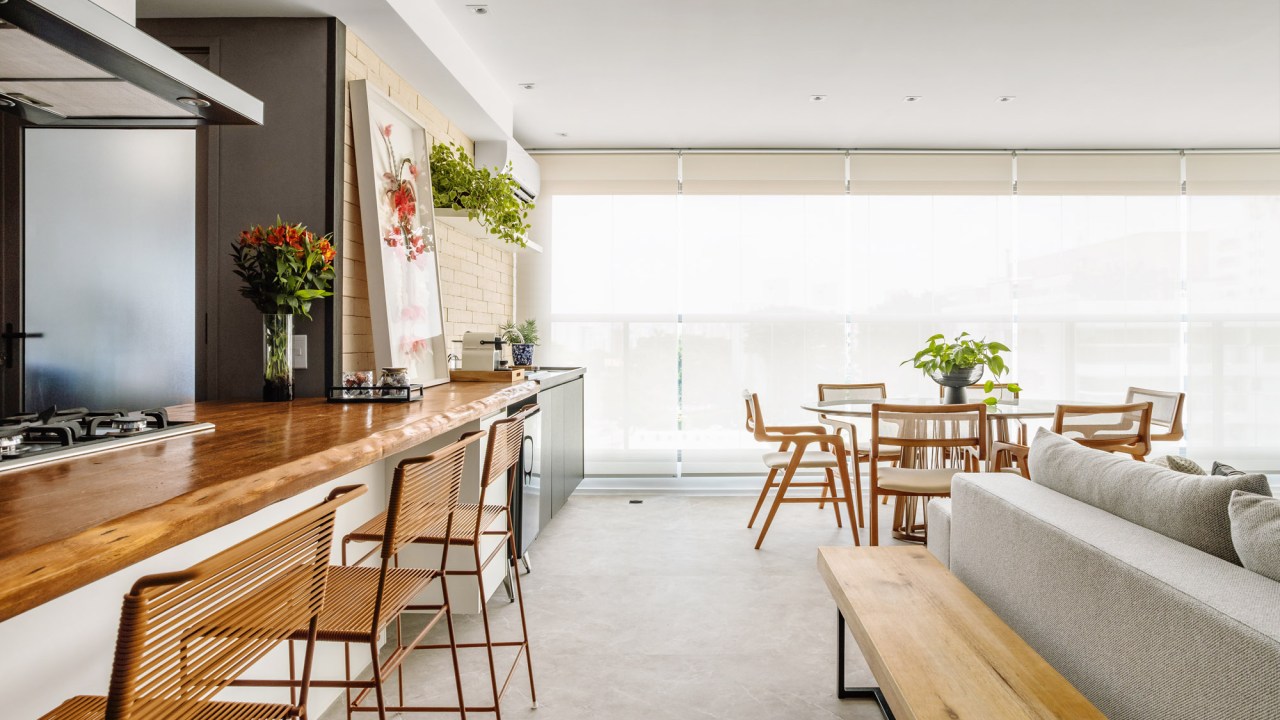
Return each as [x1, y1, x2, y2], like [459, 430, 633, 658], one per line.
[837, 611, 896, 719]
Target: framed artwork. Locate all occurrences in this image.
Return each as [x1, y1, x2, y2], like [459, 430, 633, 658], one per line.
[349, 80, 449, 387]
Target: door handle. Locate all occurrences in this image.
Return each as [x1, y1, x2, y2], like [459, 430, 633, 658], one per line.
[2, 322, 44, 369]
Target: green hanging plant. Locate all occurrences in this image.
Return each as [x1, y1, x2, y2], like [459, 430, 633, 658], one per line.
[430, 143, 533, 247]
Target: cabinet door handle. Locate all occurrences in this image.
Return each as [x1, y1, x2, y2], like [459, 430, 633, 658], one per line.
[2, 322, 44, 369]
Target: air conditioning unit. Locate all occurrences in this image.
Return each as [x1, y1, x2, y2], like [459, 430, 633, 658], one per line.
[475, 138, 541, 202]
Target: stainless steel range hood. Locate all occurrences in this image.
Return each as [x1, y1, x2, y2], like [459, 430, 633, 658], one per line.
[0, 0, 263, 126]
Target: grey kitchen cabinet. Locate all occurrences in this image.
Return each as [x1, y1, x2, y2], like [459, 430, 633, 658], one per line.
[540, 374, 585, 519]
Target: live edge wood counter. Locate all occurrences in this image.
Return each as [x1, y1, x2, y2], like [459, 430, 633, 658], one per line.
[0, 380, 537, 623]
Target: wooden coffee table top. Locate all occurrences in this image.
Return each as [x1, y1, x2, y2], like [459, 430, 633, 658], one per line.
[818, 546, 1105, 720]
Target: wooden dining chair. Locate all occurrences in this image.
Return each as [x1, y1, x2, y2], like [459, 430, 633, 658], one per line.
[1054, 401, 1153, 459]
[815, 383, 896, 528]
[939, 382, 1027, 444]
[744, 390, 859, 549]
[992, 400, 1156, 477]
[869, 403, 987, 545]
[345, 408, 539, 718]
[1126, 387, 1185, 443]
[39, 484, 368, 720]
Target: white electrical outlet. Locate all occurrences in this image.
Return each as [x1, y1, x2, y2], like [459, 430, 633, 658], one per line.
[292, 335, 308, 370]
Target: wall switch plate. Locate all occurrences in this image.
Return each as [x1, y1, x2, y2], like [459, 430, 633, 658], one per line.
[292, 335, 308, 370]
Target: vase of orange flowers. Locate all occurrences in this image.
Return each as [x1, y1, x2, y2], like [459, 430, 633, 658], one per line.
[232, 218, 336, 401]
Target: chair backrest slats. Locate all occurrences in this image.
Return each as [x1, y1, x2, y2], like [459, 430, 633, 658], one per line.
[383, 432, 482, 558]
[1125, 387, 1184, 440]
[104, 484, 366, 720]
[474, 406, 537, 537]
[818, 383, 888, 402]
[870, 403, 988, 467]
[1053, 401, 1154, 458]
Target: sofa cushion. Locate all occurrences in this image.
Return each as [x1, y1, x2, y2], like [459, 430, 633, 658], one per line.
[1151, 454, 1205, 474]
[1230, 490, 1280, 582]
[1213, 460, 1247, 477]
[1028, 428, 1272, 564]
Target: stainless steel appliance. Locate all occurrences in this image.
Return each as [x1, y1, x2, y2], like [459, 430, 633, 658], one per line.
[0, 406, 213, 472]
[509, 395, 541, 569]
[0, 0, 263, 126]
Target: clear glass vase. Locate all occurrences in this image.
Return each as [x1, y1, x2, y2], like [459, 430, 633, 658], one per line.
[263, 313, 294, 402]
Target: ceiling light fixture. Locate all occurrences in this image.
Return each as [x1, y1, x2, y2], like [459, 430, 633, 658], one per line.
[903, 96, 922, 103]
[997, 95, 1016, 103]
[177, 96, 211, 108]
[519, 83, 536, 90]
[467, 5, 489, 15]
[555, 132, 569, 137]
[810, 94, 827, 103]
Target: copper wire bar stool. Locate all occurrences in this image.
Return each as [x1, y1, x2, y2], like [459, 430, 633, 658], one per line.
[345, 406, 539, 717]
[240, 432, 481, 719]
[37, 483, 368, 720]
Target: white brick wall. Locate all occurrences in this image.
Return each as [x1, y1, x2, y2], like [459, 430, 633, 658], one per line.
[341, 29, 515, 371]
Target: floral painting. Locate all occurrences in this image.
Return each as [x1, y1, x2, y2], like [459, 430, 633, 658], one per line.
[349, 80, 449, 387]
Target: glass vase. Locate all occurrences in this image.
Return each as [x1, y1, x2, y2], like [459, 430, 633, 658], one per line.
[263, 313, 294, 402]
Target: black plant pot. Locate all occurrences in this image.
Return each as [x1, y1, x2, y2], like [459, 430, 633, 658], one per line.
[932, 366, 984, 404]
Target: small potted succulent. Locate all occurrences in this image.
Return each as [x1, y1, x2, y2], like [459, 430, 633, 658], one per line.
[499, 319, 540, 367]
[903, 332, 1020, 405]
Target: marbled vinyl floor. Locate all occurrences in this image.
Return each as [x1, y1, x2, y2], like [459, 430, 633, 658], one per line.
[320, 493, 908, 720]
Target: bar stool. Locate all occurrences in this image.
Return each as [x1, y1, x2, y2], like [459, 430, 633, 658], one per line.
[346, 407, 539, 718]
[37, 484, 367, 720]
[240, 432, 481, 719]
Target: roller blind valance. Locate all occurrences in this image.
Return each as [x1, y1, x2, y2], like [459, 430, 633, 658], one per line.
[1186, 154, 1280, 194]
[536, 153, 678, 194]
[680, 153, 845, 194]
[850, 153, 1012, 195]
[1017, 154, 1181, 195]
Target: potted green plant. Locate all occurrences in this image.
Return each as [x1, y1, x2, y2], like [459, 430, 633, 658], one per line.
[430, 143, 533, 247]
[499, 319, 540, 367]
[902, 332, 1020, 405]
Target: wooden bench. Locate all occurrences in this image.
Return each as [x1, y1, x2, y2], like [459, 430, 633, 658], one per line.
[817, 546, 1105, 719]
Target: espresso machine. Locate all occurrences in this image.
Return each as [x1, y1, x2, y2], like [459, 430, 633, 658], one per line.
[460, 331, 508, 371]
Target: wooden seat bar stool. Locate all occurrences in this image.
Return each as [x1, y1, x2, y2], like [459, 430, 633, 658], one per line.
[240, 432, 482, 720]
[744, 391, 859, 549]
[869, 403, 987, 546]
[38, 484, 368, 720]
[345, 407, 539, 717]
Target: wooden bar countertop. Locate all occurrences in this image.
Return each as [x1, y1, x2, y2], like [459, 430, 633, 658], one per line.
[0, 380, 537, 623]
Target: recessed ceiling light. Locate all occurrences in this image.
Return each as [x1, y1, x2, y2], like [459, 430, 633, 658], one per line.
[555, 132, 569, 137]
[903, 96, 922, 103]
[467, 5, 489, 14]
[518, 83, 536, 91]
[810, 94, 828, 103]
[177, 96, 211, 108]
[997, 95, 1016, 103]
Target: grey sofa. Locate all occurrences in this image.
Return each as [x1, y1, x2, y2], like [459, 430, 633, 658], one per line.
[926, 438, 1280, 720]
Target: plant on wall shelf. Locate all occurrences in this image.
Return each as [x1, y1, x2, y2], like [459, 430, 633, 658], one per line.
[430, 142, 533, 247]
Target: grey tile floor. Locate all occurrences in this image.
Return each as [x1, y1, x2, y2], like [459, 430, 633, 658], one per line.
[321, 493, 907, 719]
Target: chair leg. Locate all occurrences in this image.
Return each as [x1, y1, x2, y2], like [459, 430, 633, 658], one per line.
[835, 455, 859, 547]
[367, 638, 387, 720]
[824, 468, 842, 528]
[475, 545, 503, 720]
[853, 453, 865, 529]
[441, 577, 469, 720]
[870, 489, 880, 546]
[818, 482, 829, 510]
[755, 461, 798, 549]
[748, 468, 778, 528]
[507, 529, 538, 708]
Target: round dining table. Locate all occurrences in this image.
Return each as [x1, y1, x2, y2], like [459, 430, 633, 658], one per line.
[800, 397, 1072, 543]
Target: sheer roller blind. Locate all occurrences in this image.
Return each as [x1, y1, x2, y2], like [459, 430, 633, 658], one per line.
[850, 153, 1012, 195]
[1186, 153, 1280, 194]
[1018, 154, 1181, 195]
[681, 153, 844, 194]
[537, 153, 678, 194]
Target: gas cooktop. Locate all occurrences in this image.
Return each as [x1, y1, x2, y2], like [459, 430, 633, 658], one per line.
[0, 406, 214, 473]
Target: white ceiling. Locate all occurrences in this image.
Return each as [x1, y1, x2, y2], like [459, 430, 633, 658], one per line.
[141, 0, 1280, 150]
[437, 0, 1280, 150]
